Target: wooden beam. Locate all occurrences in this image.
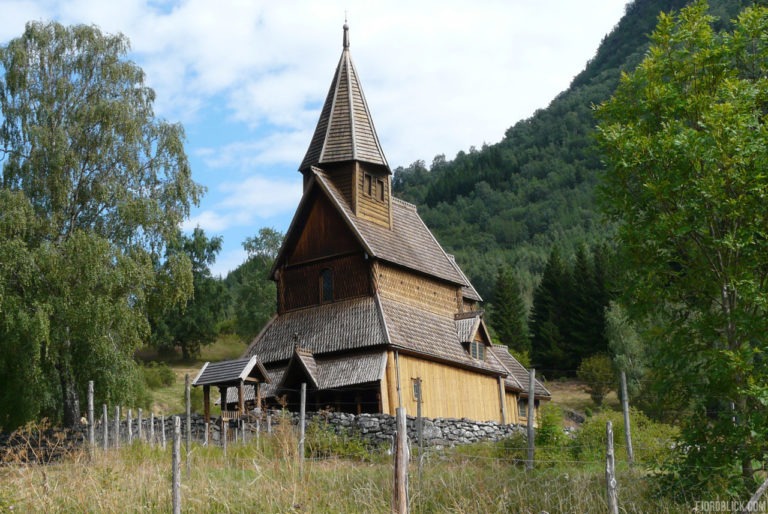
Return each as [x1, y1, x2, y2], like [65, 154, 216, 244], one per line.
[238, 379, 245, 415]
[203, 385, 211, 423]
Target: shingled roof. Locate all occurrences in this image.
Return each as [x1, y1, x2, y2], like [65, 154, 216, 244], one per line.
[489, 344, 551, 398]
[244, 296, 388, 363]
[192, 356, 270, 387]
[312, 168, 469, 286]
[299, 23, 388, 173]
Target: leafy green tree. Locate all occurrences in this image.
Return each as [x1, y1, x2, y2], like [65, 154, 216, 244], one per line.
[227, 228, 283, 342]
[152, 228, 226, 360]
[605, 301, 645, 398]
[597, 1, 768, 494]
[490, 266, 530, 360]
[0, 22, 201, 428]
[576, 354, 615, 407]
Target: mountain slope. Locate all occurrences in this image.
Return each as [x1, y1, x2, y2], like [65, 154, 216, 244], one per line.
[392, 0, 748, 299]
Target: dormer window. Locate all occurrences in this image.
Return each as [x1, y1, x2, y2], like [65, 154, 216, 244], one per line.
[469, 340, 485, 361]
[320, 268, 333, 303]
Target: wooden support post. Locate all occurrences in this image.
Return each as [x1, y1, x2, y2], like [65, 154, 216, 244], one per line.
[127, 408, 133, 444]
[138, 408, 143, 442]
[526, 369, 536, 471]
[267, 413, 272, 434]
[204, 422, 209, 446]
[256, 383, 261, 412]
[497, 376, 507, 425]
[161, 415, 166, 450]
[102, 404, 108, 451]
[150, 413, 155, 447]
[172, 416, 181, 514]
[620, 371, 634, 467]
[392, 406, 409, 514]
[114, 406, 120, 449]
[87, 381, 95, 451]
[606, 420, 619, 514]
[238, 379, 245, 415]
[203, 385, 210, 444]
[299, 382, 306, 475]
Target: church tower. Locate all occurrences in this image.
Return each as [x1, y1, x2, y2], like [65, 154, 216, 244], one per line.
[299, 23, 392, 229]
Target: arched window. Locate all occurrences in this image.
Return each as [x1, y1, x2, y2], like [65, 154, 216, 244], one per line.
[320, 268, 333, 303]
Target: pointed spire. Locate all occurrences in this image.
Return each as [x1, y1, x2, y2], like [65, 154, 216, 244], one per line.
[299, 22, 389, 173]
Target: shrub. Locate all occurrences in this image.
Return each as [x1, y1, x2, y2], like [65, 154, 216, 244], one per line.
[570, 409, 677, 467]
[141, 362, 175, 390]
[577, 354, 615, 406]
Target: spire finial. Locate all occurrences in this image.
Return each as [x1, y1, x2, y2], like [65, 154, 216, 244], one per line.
[343, 16, 349, 49]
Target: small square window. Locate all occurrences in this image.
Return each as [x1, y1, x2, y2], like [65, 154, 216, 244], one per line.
[469, 341, 485, 360]
[411, 378, 422, 401]
[377, 179, 385, 201]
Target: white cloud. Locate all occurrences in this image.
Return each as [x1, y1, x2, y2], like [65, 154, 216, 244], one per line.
[2, 0, 631, 274]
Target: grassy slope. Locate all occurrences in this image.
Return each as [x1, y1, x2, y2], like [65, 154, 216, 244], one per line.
[143, 334, 247, 415]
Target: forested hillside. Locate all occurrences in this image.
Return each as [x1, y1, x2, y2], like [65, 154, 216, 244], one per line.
[392, 0, 748, 301]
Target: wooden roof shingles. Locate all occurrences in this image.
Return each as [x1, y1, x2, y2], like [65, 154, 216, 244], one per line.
[193, 356, 270, 387]
[300, 24, 388, 172]
[489, 344, 551, 398]
[313, 169, 468, 287]
[379, 296, 506, 375]
[245, 296, 387, 364]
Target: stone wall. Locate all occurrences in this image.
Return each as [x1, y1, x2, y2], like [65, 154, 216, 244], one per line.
[5, 411, 527, 458]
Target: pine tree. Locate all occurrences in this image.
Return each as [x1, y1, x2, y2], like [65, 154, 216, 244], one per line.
[490, 266, 530, 358]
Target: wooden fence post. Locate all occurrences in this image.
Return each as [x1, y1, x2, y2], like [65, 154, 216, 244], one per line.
[620, 371, 634, 467]
[150, 412, 155, 447]
[185, 373, 191, 479]
[138, 408, 143, 442]
[87, 381, 94, 452]
[606, 420, 619, 514]
[127, 409, 133, 444]
[393, 406, 409, 514]
[161, 415, 166, 450]
[299, 382, 306, 475]
[222, 418, 228, 458]
[526, 368, 536, 471]
[102, 404, 108, 451]
[114, 406, 120, 449]
[172, 416, 181, 514]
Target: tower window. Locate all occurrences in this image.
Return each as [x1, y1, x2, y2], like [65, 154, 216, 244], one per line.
[377, 179, 385, 201]
[364, 173, 373, 196]
[320, 268, 333, 303]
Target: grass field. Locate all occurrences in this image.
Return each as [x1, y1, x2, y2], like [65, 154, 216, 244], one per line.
[0, 427, 689, 513]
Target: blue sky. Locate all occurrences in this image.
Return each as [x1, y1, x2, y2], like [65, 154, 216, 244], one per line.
[2, 0, 630, 276]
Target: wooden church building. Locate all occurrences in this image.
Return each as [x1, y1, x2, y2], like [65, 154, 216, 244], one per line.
[242, 23, 549, 424]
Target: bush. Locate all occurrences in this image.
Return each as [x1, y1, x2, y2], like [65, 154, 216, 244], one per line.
[571, 409, 677, 467]
[141, 362, 175, 390]
[577, 354, 615, 406]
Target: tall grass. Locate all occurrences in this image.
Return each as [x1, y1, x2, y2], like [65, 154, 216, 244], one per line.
[0, 418, 691, 513]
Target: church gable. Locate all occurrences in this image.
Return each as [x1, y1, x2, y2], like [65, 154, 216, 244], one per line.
[284, 187, 360, 266]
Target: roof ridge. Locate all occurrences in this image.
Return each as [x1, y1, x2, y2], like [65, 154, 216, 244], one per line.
[392, 196, 417, 211]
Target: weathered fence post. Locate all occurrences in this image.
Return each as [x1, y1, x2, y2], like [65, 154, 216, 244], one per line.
[267, 413, 272, 434]
[606, 420, 619, 514]
[102, 404, 108, 451]
[172, 416, 181, 514]
[138, 408, 143, 442]
[150, 412, 155, 447]
[114, 406, 120, 449]
[299, 382, 306, 475]
[222, 418, 228, 458]
[127, 408, 133, 444]
[87, 381, 95, 452]
[185, 373, 191, 479]
[393, 406, 409, 514]
[161, 415, 166, 450]
[526, 368, 536, 471]
[620, 371, 634, 467]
